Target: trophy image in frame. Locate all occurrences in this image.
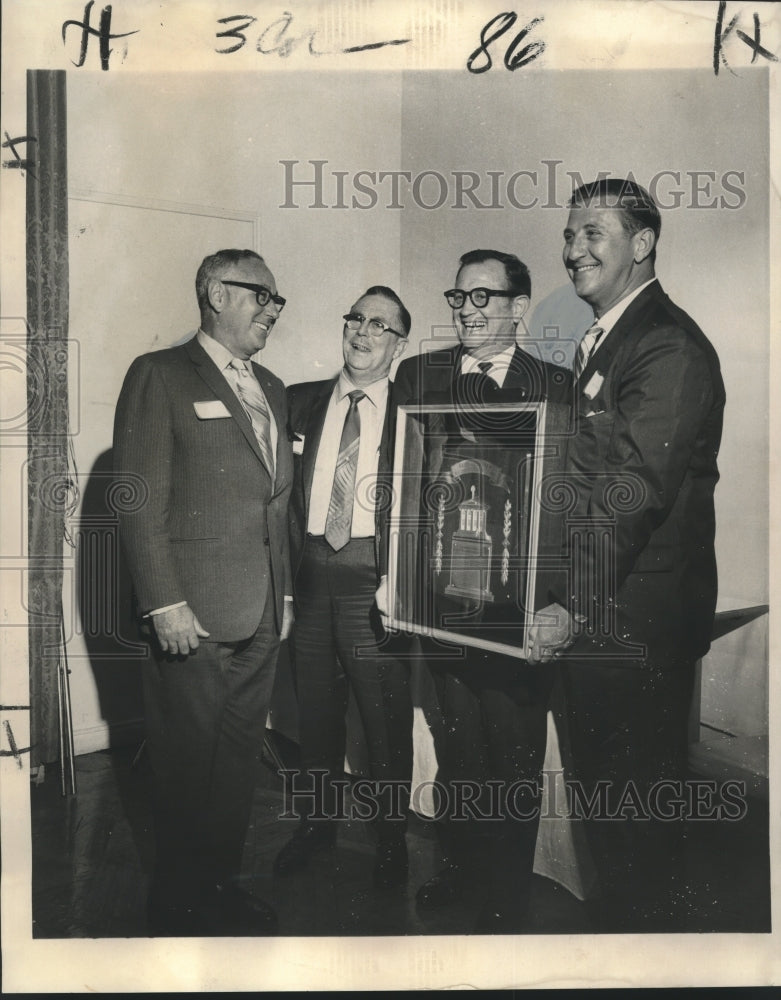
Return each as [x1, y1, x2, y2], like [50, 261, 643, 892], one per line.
[444, 482, 494, 603]
[388, 400, 569, 660]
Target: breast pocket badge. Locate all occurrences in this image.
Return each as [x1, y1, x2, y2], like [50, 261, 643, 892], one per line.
[193, 400, 232, 419]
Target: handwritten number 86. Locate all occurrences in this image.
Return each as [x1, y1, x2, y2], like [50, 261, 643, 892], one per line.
[467, 12, 545, 74]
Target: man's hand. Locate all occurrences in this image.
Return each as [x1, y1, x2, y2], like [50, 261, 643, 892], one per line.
[151, 604, 210, 656]
[280, 600, 295, 642]
[527, 602, 576, 664]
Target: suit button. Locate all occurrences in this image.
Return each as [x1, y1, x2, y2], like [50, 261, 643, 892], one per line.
[263, 537, 270, 546]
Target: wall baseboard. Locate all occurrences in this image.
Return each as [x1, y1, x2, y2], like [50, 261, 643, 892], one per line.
[73, 717, 145, 757]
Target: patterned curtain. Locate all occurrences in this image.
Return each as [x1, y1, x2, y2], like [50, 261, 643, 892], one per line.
[27, 70, 69, 766]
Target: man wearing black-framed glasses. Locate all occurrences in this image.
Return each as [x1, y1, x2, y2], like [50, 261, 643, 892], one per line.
[274, 286, 414, 893]
[395, 248, 571, 402]
[389, 249, 571, 932]
[114, 248, 292, 936]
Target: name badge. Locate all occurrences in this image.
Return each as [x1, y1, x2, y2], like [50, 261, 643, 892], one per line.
[583, 371, 604, 400]
[193, 400, 232, 419]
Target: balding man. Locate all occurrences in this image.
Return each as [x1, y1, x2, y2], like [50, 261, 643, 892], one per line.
[114, 249, 293, 935]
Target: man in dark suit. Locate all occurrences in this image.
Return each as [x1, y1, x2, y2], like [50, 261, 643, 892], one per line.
[113, 249, 293, 935]
[393, 250, 570, 408]
[390, 250, 571, 932]
[528, 179, 726, 930]
[274, 286, 414, 889]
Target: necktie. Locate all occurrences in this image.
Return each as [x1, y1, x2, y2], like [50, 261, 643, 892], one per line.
[573, 323, 605, 382]
[230, 359, 275, 481]
[324, 389, 366, 551]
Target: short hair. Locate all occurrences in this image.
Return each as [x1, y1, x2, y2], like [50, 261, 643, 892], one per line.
[196, 249, 265, 315]
[457, 249, 531, 299]
[361, 285, 411, 338]
[569, 178, 661, 247]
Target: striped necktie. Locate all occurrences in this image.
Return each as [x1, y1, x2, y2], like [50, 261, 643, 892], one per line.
[573, 323, 605, 382]
[230, 359, 275, 481]
[324, 389, 365, 551]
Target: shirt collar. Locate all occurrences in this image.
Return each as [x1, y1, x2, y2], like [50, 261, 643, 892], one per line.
[595, 278, 657, 336]
[197, 328, 241, 371]
[460, 343, 517, 382]
[337, 369, 388, 407]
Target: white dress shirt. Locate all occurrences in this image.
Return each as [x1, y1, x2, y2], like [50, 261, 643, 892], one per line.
[307, 371, 389, 538]
[459, 343, 518, 387]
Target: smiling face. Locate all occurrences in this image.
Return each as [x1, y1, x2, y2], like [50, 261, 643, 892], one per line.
[563, 204, 655, 316]
[342, 293, 407, 386]
[451, 260, 528, 361]
[209, 257, 282, 359]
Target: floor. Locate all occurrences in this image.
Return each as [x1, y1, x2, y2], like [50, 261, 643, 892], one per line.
[30, 740, 771, 939]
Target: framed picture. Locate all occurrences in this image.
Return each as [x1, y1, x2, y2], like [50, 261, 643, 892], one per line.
[387, 399, 569, 659]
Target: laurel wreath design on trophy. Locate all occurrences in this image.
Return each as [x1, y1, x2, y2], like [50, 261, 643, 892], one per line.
[435, 495, 445, 575]
[501, 498, 512, 585]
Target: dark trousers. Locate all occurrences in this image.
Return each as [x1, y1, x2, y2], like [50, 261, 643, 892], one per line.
[429, 648, 553, 906]
[142, 596, 280, 904]
[292, 536, 413, 841]
[560, 655, 695, 927]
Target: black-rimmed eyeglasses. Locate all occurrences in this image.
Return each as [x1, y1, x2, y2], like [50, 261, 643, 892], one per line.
[343, 313, 404, 339]
[444, 288, 516, 309]
[222, 280, 286, 311]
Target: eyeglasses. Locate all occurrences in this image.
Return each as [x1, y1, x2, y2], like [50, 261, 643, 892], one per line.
[444, 288, 516, 309]
[221, 280, 286, 311]
[343, 313, 404, 339]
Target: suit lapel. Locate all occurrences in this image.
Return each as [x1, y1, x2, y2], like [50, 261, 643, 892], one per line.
[579, 280, 662, 385]
[302, 380, 337, 521]
[500, 345, 539, 398]
[378, 393, 393, 475]
[253, 361, 291, 493]
[184, 338, 271, 478]
[424, 346, 463, 399]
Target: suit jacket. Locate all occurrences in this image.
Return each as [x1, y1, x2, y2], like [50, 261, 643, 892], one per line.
[392, 342, 571, 408]
[113, 337, 293, 643]
[553, 280, 725, 661]
[287, 377, 393, 584]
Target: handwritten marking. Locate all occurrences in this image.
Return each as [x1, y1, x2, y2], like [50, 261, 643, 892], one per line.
[2, 721, 30, 768]
[714, 1, 778, 75]
[2, 132, 36, 176]
[62, 1, 139, 70]
[216, 14, 257, 54]
[216, 9, 410, 58]
[466, 11, 545, 74]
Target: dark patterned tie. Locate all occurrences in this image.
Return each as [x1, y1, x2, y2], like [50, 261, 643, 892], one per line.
[230, 359, 275, 482]
[324, 389, 366, 551]
[573, 323, 605, 382]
